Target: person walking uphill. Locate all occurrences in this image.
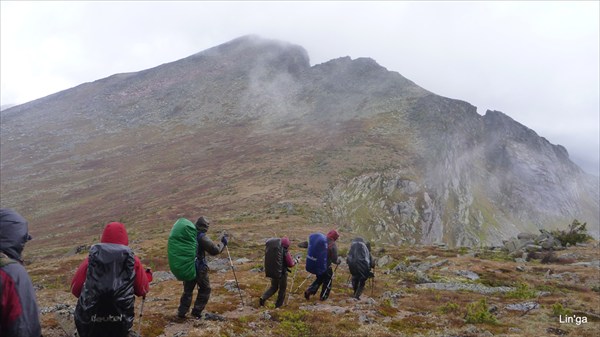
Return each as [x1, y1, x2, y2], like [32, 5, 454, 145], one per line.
[347, 237, 375, 300]
[71, 221, 153, 337]
[304, 229, 341, 301]
[177, 216, 228, 319]
[260, 237, 297, 308]
[0, 208, 42, 337]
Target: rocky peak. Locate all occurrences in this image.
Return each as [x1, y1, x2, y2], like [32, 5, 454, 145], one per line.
[193, 34, 311, 76]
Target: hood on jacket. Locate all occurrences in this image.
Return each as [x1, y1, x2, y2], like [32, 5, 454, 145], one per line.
[100, 222, 129, 245]
[0, 208, 31, 261]
[327, 229, 339, 241]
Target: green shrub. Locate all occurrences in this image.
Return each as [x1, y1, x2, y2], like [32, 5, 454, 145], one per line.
[465, 299, 497, 324]
[551, 219, 592, 246]
[439, 302, 459, 314]
[551, 303, 572, 317]
[277, 310, 310, 337]
[506, 282, 537, 299]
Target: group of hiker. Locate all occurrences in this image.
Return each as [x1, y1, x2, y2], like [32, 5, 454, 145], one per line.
[0, 209, 375, 337]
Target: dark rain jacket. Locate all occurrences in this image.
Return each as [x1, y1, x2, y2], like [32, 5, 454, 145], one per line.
[0, 208, 42, 337]
[195, 233, 225, 272]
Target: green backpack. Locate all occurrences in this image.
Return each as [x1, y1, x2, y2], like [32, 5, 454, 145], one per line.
[168, 218, 198, 281]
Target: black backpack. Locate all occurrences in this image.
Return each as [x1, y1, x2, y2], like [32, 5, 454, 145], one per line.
[264, 238, 283, 278]
[347, 237, 371, 278]
[74, 243, 136, 337]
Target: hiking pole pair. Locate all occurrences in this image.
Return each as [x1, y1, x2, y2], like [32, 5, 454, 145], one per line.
[225, 244, 245, 307]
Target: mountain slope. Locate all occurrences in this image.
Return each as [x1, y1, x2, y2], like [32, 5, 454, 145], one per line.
[1, 35, 597, 253]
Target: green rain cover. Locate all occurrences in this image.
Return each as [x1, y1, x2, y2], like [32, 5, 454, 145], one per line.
[168, 218, 197, 281]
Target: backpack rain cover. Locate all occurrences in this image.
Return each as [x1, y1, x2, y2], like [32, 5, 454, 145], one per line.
[347, 238, 371, 278]
[264, 238, 283, 278]
[74, 243, 135, 337]
[306, 232, 328, 275]
[168, 218, 198, 281]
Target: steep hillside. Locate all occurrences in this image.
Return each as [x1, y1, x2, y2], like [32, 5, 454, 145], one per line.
[1, 35, 597, 256]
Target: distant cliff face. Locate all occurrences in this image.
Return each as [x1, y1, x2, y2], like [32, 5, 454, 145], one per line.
[1, 35, 597, 247]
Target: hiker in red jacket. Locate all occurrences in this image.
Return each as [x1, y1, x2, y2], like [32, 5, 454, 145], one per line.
[71, 222, 153, 297]
[71, 222, 153, 337]
[259, 237, 297, 308]
[0, 208, 42, 337]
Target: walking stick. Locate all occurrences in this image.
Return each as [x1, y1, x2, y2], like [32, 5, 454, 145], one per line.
[137, 296, 146, 336]
[371, 267, 375, 297]
[225, 245, 245, 307]
[286, 264, 298, 305]
[323, 264, 339, 300]
[294, 273, 312, 294]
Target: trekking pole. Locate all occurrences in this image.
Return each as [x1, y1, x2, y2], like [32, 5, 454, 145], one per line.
[225, 245, 245, 307]
[323, 264, 339, 299]
[137, 295, 146, 336]
[371, 267, 375, 297]
[286, 263, 299, 305]
[294, 273, 312, 294]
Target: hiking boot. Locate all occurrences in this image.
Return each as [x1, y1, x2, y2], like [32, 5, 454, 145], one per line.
[191, 310, 202, 319]
[304, 290, 311, 300]
[259, 297, 265, 306]
[176, 312, 186, 319]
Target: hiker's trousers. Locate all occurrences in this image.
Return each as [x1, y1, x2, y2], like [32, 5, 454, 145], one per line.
[351, 275, 367, 299]
[307, 266, 333, 300]
[261, 272, 288, 307]
[178, 270, 211, 317]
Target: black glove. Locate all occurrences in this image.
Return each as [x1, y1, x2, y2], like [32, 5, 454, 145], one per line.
[221, 235, 228, 246]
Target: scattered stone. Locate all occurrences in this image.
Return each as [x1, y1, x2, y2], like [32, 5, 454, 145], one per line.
[546, 327, 569, 336]
[526, 244, 543, 252]
[234, 258, 251, 264]
[517, 232, 537, 240]
[455, 270, 479, 281]
[505, 301, 539, 312]
[516, 266, 526, 272]
[224, 280, 241, 293]
[359, 314, 374, 324]
[150, 271, 176, 284]
[377, 255, 392, 268]
[416, 282, 514, 294]
[260, 311, 272, 320]
[425, 255, 438, 260]
[208, 258, 230, 271]
[508, 327, 523, 333]
[407, 255, 421, 262]
[40, 303, 73, 314]
[203, 312, 226, 321]
[250, 267, 264, 273]
[414, 271, 432, 284]
[547, 272, 580, 283]
[570, 260, 600, 268]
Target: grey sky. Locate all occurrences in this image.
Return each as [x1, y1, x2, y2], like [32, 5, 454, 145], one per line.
[1, 1, 598, 175]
